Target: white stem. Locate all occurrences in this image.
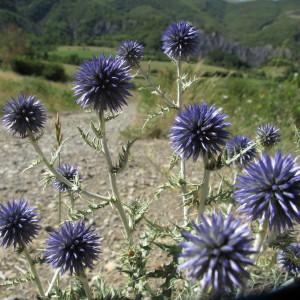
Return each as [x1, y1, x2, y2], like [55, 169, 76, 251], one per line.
[252, 221, 269, 261]
[46, 269, 60, 296]
[23, 246, 45, 298]
[199, 157, 210, 215]
[99, 113, 133, 244]
[176, 60, 189, 225]
[29, 133, 110, 202]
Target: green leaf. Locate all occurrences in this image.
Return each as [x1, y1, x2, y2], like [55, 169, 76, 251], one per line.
[78, 126, 102, 152]
[69, 201, 111, 220]
[112, 139, 137, 174]
[143, 104, 178, 130]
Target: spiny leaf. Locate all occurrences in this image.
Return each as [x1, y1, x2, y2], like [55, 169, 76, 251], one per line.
[155, 175, 182, 199]
[90, 120, 103, 139]
[105, 112, 122, 121]
[168, 153, 180, 171]
[127, 198, 150, 230]
[78, 126, 102, 152]
[143, 104, 178, 130]
[50, 138, 70, 164]
[22, 158, 42, 173]
[69, 201, 111, 220]
[181, 74, 203, 91]
[0, 272, 35, 287]
[112, 139, 137, 174]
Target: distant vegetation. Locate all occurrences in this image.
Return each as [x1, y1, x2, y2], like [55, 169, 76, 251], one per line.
[0, 0, 300, 59]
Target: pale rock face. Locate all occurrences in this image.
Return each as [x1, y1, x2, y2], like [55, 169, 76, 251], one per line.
[197, 29, 291, 67]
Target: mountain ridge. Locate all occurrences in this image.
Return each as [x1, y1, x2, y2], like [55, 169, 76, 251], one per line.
[0, 0, 299, 58]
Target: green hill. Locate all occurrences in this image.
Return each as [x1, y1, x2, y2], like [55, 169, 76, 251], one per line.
[0, 0, 300, 55]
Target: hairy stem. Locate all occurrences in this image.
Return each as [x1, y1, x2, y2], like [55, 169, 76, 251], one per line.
[78, 272, 93, 300]
[198, 156, 210, 215]
[176, 60, 189, 225]
[99, 113, 133, 244]
[28, 133, 110, 203]
[46, 269, 60, 296]
[23, 246, 45, 298]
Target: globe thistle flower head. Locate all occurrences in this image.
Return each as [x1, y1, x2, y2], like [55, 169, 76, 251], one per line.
[235, 151, 300, 232]
[169, 103, 231, 161]
[226, 135, 256, 168]
[53, 163, 79, 192]
[179, 212, 255, 292]
[162, 21, 200, 60]
[277, 243, 300, 275]
[0, 199, 40, 248]
[257, 123, 280, 148]
[45, 221, 101, 275]
[2, 95, 47, 138]
[73, 55, 133, 113]
[117, 40, 144, 67]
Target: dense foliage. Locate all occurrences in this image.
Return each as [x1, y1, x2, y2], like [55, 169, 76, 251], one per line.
[0, 0, 300, 57]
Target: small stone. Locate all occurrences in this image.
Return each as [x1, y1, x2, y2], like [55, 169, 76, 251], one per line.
[104, 261, 117, 272]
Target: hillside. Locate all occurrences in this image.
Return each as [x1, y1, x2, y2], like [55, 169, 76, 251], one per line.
[0, 0, 300, 56]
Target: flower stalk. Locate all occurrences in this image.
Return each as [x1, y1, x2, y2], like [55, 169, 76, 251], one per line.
[252, 220, 269, 261]
[99, 112, 133, 244]
[46, 269, 60, 296]
[23, 246, 45, 299]
[78, 272, 93, 300]
[176, 60, 189, 225]
[198, 156, 211, 214]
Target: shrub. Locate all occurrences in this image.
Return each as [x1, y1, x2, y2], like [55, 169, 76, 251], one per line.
[11, 57, 67, 82]
[41, 63, 66, 81]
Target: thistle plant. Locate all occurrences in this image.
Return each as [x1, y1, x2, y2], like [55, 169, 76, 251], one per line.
[117, 40, 144, 68]
[0, 199, 45, 297]
[226, 135, 257, 169]
[1, 19, 300, 300]
[277, 243, 300, 275]
[256, 123, 281, 149]
[179, 212, 255, 295]
[45, 221, 101, 299]
[2, 94, 47, 137]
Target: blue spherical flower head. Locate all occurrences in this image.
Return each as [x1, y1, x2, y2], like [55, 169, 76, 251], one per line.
[73, 55, 133, 113]
[162, 21, 200, 60]
[257, 123, 280, 148]
[45, 221, 101, 275]
[179, 212, 255, 292]
[117, 40, 144, 67]
[2, 95, 47, 138]
[169, 103, 231, 161]
[226, 135, 256, 168]
[53, 163, 79, 192]
[277, 243, 300, 275]
[0, 199, 40, 248]
[235, 152, 300, 232]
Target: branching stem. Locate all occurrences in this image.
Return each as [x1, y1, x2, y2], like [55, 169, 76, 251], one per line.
[28, 132, 110, 203]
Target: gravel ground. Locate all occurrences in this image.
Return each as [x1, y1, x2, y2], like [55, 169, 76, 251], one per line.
[0, 102, 225, 299]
